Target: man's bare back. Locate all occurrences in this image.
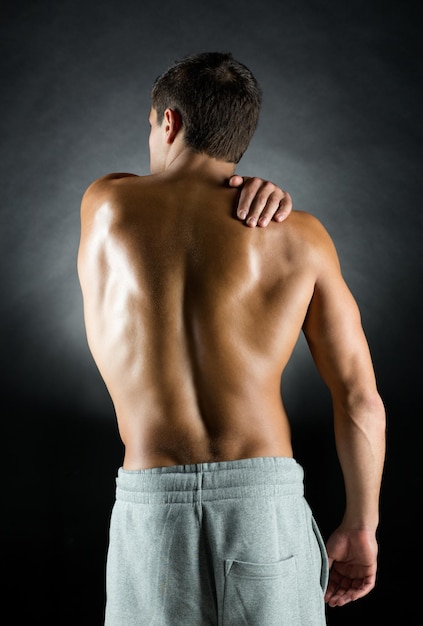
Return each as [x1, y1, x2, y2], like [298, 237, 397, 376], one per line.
[80, 54, 385, 617]
[78, 169, 356, 471]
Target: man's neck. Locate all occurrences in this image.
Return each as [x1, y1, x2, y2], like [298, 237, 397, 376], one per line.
[162, 147, 236, 185]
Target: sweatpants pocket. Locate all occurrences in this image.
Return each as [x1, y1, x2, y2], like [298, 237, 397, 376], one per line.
[222, 556, 300, 626]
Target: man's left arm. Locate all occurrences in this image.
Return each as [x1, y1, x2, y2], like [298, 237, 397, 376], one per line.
[229, 175, 293, 227]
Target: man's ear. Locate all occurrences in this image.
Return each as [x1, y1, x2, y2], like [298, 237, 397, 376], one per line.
[164, 108, 183, 144]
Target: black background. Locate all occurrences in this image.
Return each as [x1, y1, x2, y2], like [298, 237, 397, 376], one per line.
[2, 1, 422, 624]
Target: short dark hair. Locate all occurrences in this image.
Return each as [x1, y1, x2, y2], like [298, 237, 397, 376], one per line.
[151, 52, 262, 164]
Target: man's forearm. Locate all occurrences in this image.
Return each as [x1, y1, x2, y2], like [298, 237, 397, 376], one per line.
[333, 393, 386, 530]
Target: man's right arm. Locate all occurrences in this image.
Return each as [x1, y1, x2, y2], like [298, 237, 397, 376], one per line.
[302, 217, 386, 607]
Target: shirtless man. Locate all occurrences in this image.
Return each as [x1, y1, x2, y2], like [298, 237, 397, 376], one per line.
[78, 52, 386, 625]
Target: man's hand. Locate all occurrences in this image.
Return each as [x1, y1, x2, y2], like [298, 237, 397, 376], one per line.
[324, 527, 378, 608]
[229, 175, 293, 227]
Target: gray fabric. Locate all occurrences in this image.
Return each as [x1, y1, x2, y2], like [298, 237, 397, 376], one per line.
[105, 457, 328, 625]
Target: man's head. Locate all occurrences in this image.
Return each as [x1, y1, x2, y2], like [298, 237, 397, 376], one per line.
[150, 52, 262, 165]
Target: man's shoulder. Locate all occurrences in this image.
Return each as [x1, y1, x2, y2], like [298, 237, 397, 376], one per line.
[281, 210, 331, 242]
[82, 172, 141, 197]
[81, 172, 155, 213]
[273, 210, 337, 267]
[289, 211, 341, 274]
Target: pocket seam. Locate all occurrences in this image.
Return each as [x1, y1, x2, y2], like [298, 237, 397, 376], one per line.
[225, 555, 295, 579]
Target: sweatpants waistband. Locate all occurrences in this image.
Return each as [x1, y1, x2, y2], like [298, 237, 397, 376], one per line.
[115, 456, 304, 504]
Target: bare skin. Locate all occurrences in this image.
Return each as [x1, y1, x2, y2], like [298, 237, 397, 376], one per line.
[78, 107, 386, 608]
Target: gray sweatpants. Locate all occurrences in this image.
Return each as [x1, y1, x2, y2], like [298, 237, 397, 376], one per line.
[105, 457, 328, 625]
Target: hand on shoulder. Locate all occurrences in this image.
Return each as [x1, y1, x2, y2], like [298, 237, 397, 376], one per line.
[229, 175, 293, 227]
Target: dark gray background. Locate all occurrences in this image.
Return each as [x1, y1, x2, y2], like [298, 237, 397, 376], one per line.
[2, 0, 421, 624]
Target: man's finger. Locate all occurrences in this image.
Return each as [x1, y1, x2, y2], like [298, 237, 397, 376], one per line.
[272, 192, 293, 223]
[228, 174, 245, 188]
[244, 180, 277, 226]
[237, 177, 266, 221]
[256, 194, 282, 227]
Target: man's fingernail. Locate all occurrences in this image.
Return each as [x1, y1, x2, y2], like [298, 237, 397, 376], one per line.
[246, 217, 256, 227]
[238, 211, 246, 219]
